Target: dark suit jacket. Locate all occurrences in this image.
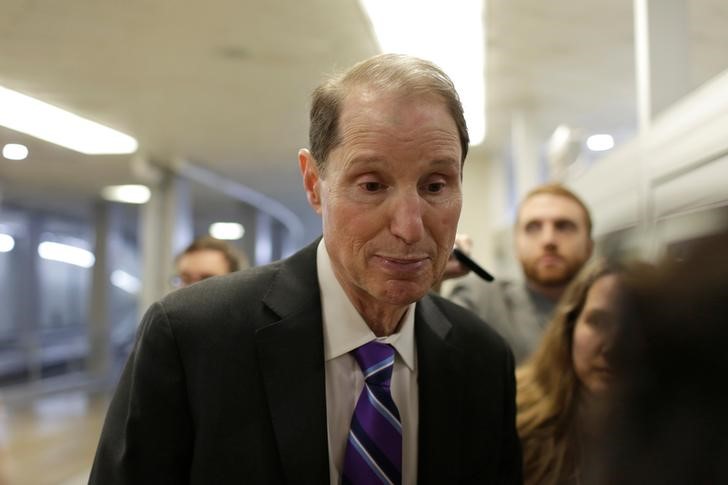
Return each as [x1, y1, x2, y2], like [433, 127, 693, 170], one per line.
[89, 239, 522, 484]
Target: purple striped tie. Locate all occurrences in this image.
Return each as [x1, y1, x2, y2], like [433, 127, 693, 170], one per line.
[342, 341, 402, 485]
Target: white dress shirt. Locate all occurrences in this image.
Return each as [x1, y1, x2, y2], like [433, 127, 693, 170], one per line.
[317, 240, 419, 485]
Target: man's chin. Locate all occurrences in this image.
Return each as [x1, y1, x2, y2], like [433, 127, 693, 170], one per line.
[379, 280, 430, 306]
[532, 271, 572, 287]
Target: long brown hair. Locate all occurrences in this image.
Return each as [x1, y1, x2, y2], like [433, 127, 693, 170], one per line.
[516, 258, 617, 485]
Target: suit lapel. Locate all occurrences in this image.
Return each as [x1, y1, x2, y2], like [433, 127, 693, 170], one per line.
[253, 242, 468, 483]
[415, 295, 465, 483]
[255, 241, 330, 484]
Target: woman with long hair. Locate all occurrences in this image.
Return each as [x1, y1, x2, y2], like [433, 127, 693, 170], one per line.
[516, 258, 622, 485]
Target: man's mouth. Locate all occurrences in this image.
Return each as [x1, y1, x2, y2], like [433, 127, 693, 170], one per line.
[376, 255, 430, 273]
[539, 254, 563, 266]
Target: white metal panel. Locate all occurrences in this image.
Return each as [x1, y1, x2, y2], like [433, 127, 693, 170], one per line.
[652, 153, 728, 218]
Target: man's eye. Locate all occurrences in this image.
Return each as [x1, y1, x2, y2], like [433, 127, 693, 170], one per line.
[555, 220, 578, 232]
[424, 182, 445, 193]
[361, 182, 383, 192]
[525, 222, 540, 233]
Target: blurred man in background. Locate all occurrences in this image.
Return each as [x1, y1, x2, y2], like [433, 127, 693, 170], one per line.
[173, 235, 248, 287]
[447, 183, 593, 363]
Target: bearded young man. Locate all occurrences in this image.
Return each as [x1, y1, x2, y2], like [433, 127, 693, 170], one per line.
[447, 184, 593, 363]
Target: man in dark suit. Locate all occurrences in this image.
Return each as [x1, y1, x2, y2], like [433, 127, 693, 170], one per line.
[89, 53, 521, 484]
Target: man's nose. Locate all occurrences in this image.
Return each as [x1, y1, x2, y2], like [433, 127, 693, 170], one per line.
[540, 224, 557, 245]
[389, 190, 425, 244]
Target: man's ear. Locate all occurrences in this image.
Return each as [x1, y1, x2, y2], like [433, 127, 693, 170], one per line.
[298, 148, 322, 214]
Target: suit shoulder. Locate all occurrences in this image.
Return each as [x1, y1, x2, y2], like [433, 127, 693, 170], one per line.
[168, 261, 278, 301]
[155, 260, 286, 330]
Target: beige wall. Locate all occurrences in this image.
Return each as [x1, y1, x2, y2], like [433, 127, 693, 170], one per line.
[449, 149, 521, 291]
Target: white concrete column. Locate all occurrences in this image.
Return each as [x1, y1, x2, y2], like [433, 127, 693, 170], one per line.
[511, 110, 543, 200]
[255, 211, 273, 265]
[87, 200, 113, 380]
[280, 226, 298, 259]
[458, 152, 499, 263]
[633, 0, 689, 256]
[18, 215, 42, 382]
[139, 170, 193, 313]
[233, 202, 256, 266]
[634, 0, 690, 132]
[171, 175, 194, 257]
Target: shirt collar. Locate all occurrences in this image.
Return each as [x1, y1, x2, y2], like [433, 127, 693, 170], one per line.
[317, 239, 416, 371]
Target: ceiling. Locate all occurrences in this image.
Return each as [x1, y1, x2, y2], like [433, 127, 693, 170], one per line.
[1, 0, 727, 240]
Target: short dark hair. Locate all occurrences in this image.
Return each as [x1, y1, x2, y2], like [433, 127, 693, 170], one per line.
[518, 183, 593, 237]
[309, 53, 469, 173]
[175, 236, 248, 273]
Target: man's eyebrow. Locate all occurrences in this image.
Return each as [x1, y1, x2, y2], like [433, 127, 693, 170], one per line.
[429, 158, 460, 168]
[343, 156, 386, 170]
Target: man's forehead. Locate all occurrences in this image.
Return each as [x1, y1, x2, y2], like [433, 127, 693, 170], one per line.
[178, 249, 226, 265]
[341, 84, 449, 119]
[334, 89, 460, 158]
[517, 194, 586, 223]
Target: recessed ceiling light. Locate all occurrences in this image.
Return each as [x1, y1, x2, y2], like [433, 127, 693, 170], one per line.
[209, 222, 245, 240]
[2, 143, 28, 160]
[37, 241, 95, 268]
[0, 233, 15, 252]
[0, 85, 138, 155]
[100, 184, 151, 204]
[586, 134, 615, 152]
[110, 269, 141, 294]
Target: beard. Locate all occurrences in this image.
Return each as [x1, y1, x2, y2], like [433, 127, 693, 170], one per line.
[522, 253, 586, 287]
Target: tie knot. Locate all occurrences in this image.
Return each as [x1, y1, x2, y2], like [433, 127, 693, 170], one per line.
[353, 341, 395, 386]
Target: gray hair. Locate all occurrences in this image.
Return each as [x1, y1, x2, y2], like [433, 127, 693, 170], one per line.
[308, 53, 469, 173]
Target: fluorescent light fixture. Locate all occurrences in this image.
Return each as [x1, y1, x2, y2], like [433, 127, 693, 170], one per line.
[111, 269, 141, 295]
[101, 184, 151, 204]
[0, 233, 15, 252]
[359, 0, 486, 145]
[2, 143, 28, 160]
[38, 241, 95, 268]
[586, 134, 615, 152]
[0, 85, 138, 155]
[209, 222, 245, 240]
